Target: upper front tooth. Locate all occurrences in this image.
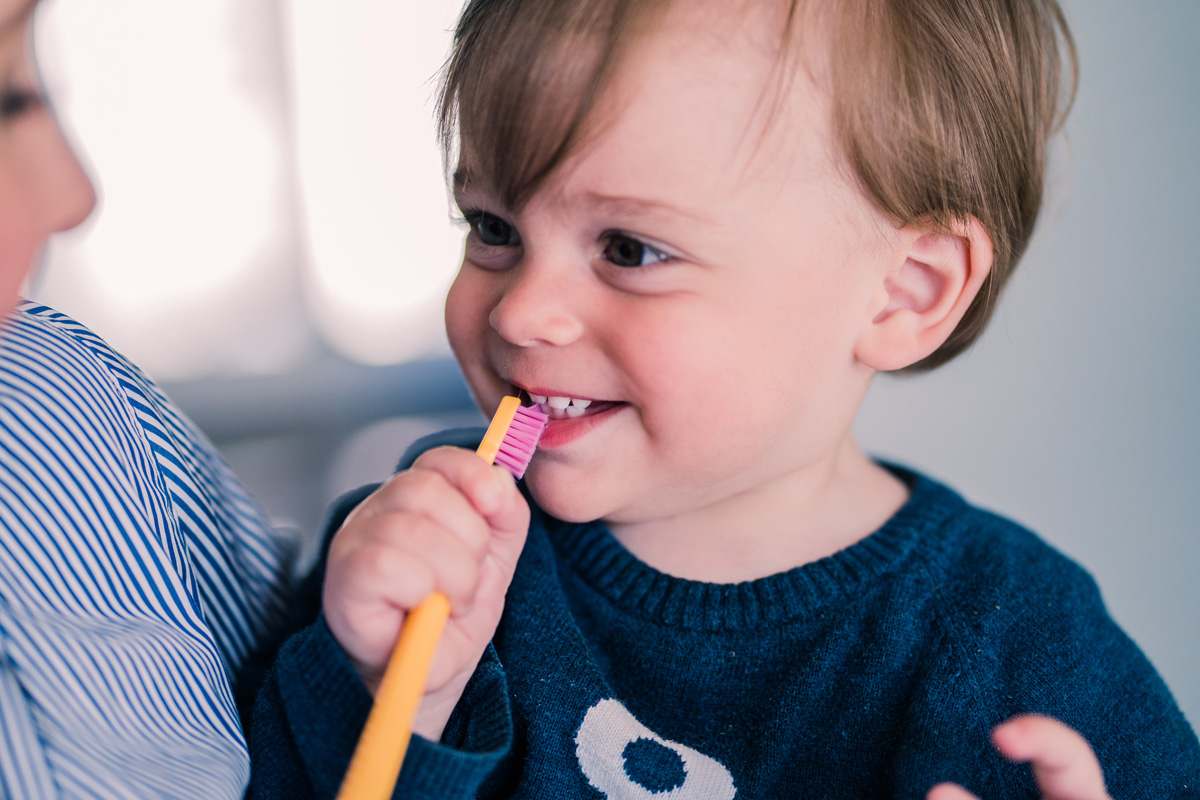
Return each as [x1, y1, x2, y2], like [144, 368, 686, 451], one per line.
[530, 393, 548, 404]
[570, 398, 591, 408]
[548, 396, 571, 410]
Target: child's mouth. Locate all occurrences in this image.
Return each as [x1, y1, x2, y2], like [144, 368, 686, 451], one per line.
[527, 392, 616, 420]
[513, 387, 625, 449]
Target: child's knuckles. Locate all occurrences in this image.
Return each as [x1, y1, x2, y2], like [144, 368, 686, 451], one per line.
[332, 505, 386, 546]
[367, 510, 456, 558]
[407, 513, 459, 554]
[400, 519, 477, 584]
[417, 445, 488, 483]
[364, 471, 426, 510]
[413, 444, 469, 465]
[510, 498, 532, 530]
[493, 499, 532, 544]
[348, 544, 396, 586]
[395, 560, 439, 609]
[453, 515, 492, 562]
[343, 513, 416, 556]
[393, 466, 453, 502]
[357, 545, 435, 606]
[407, 446, 455, 473]
[439, 558, 482, 608]
[396, 487, 490, 557]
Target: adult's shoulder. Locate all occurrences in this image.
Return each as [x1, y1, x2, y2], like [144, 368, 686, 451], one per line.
[1, 301, 153, 407]
[0, 301, 245, 536]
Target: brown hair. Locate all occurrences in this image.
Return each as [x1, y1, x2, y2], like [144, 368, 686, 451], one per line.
[437, 0, 1077, 371]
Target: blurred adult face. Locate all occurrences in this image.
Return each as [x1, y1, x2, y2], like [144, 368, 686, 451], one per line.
[0, 0, 94, 314]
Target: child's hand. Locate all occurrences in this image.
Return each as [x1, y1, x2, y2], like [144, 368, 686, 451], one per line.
[322, 445, 531, 740]
[927, 715, 1111, 800]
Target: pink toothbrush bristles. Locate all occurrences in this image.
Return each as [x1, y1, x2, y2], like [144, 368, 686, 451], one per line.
[494, 404, 549, 479]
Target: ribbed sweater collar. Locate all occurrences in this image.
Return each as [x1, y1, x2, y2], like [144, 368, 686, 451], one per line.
[537, 466, 964, 632]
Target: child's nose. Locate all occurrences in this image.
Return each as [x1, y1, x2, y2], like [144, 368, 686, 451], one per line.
[488, 259, 584, 348]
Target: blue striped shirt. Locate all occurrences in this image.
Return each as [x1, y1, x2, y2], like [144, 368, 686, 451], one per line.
[1, 302, 297, 799]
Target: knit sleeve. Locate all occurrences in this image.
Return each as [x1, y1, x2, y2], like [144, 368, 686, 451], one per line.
[247, 616, 512, 799]
[890, 527, 1200, 799]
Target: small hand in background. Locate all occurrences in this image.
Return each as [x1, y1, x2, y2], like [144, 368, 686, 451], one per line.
[927, 715, 1111, 800]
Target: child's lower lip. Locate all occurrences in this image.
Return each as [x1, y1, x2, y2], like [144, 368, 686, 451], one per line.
[536, 402, 624, 448]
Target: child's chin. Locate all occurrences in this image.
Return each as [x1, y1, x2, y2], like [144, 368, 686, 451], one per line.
[526, 477, 612, 525]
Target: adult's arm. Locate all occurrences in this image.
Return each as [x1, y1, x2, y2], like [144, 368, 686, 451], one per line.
[1, 304, 298, 798]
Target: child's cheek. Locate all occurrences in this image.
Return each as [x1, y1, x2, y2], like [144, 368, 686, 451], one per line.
[444, 267, 490, 358]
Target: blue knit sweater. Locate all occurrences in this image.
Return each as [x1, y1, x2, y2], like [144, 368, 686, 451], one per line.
[248, 429, 1200, 799]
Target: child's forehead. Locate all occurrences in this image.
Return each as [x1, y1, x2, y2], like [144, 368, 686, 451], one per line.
[454, 0, 839, 209]
[599, 27, 832, 167]
[455, 33, 870, 256]
[611, 0, 805, 84]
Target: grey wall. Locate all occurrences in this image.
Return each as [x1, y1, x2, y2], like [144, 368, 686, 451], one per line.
[856, 1, 1200, 727]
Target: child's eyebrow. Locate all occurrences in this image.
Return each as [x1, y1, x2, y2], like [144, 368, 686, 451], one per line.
[579, 192, 711, 224]
[451, 168, 711, 225]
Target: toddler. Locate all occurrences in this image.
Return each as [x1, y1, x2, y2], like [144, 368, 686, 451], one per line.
[249, 0, 1200, 797]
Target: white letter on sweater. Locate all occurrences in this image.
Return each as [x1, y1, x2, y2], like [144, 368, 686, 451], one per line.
[575, 698, 736, 799]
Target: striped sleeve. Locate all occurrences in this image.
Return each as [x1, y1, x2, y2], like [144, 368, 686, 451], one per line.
[0, 303, 297, 799]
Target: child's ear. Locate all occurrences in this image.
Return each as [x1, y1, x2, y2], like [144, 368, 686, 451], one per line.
[855, 216, 993, 371]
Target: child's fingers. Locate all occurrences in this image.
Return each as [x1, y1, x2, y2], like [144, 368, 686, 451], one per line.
[367, 464, 495, 564]
[403, 446, 531, 566]
[990, 715, 1110, 800]
[333, 509, 487, 614]
[343, 446, 526, 571]
[408, 446, 527, 524]
[321, 557, 426, 685]
[324, 512, 485, 678]
[926, 783, 979, 800]
[925, 716, 1108, 800]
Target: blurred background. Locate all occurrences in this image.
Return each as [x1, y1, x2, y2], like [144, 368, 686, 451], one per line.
[28, 0, 1199, 728]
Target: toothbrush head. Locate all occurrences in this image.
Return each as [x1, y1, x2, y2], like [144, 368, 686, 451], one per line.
[477, 396, 548, 479]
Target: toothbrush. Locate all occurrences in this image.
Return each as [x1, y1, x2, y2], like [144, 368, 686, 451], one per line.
[336, 396, 548, 800]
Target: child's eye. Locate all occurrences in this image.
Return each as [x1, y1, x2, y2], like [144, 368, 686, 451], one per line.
[602, 233, 670, 268]
[464, 210, 521, 247]
[0, 89, 44, 121]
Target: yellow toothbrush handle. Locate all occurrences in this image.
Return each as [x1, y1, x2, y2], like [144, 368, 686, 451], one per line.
[336, 592, 450, 800]
[336, 396, 521, 800]
[475, 396, 521, 465]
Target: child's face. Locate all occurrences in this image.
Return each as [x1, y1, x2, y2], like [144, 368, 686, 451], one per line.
[0, 0, 94, 314]
[446, 2, 904, 527]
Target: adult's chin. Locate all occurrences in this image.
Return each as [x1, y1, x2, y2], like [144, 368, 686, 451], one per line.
[0, 238, 37, 317]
